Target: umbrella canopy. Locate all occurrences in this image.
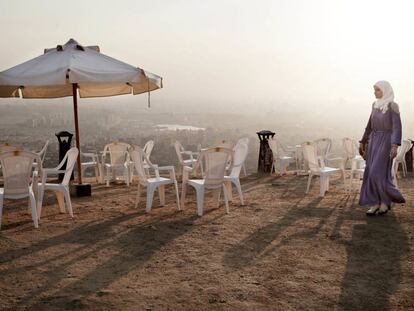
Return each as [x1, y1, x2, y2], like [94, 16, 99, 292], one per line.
[0, 39, 163, 185]
[0, 38, 162, 98]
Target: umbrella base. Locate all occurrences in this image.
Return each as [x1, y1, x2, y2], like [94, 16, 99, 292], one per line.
[70, 183, 92, 197]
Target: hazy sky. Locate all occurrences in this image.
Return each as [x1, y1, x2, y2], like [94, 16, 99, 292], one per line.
[1, 0, 414, 117]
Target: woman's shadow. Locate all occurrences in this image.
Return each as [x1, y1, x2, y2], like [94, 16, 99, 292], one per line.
[338, 212, 408, 310]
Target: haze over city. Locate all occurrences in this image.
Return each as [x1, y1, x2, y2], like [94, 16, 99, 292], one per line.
[1, 0, 414, 133]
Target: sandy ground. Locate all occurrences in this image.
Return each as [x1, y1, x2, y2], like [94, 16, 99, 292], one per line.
[0, 172, 413, 311]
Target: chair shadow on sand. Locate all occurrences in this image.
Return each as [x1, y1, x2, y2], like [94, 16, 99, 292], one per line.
[0, 210, 206, 310]
[223, 195, 347, 270]
[223, 173, 348, 270]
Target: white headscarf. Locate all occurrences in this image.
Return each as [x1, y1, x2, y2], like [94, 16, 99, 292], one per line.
[374, 80, 394, 113]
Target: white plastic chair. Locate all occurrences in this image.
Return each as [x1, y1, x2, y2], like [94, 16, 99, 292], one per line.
[268, 138, 295, 175]
[314, 138, 332, 159]
[0, 150, 41, 229]
[234, 137, 249, 176]
[181, 147, 232, 216]
[130, 148, 180, 213]
[343, 138, 365, 170]
[174, 141, 198, 174]
[343, 138, 365, 192]
[348, 157, 365, 193]
[80, 151, 100, 182]
[392, 139, 413, 181]
[315, 137, 345, 170]
[224, 142, 248, 205]
[102, 142, 131, 187]
[302, 142, 341, 197]
[38, 147, 79, 218]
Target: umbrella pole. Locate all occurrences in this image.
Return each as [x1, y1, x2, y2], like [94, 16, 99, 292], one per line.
[72, 83, 82, 185]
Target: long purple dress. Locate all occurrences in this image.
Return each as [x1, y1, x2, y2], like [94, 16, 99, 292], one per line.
[359, 102, 405, 207]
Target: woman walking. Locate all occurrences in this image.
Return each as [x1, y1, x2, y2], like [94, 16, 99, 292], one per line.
[359, 80, 405, 215]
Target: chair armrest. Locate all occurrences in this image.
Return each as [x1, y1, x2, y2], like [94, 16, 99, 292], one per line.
[40, 168, 66, 186]
[158, 165, 176, 180]
[181, 151, 193, 155]
[101, 150, 109, 164]
[181, 151, 195, 161]
[82, 152, 96, 157]
[150, 164, 161, 179]
[43, 168, 66, 181]
[325, 156, 345, 170]
[82, 152, 98, 160]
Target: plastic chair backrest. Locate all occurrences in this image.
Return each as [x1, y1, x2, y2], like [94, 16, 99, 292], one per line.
[342, 138, 358, 158]
[0, 150, 40, 196]
[129, 148, 149, 184]
[214, 140, 235, 150]
[301, 142, 320, 172]
[61, 147, 79, 186]
[268, 138, 278, 158]
[314, 138, 332, 158]
[174, 141, 185, 165]
[198, 147, 232, 190]
[0, 144, 21, 153]
[268, 138, 287, 158]
[143, 140, 154, 160]
[236, 137, 249, 148]
[229, 143, 248, 178]
[396, 140, 413, 161]
[104, 142, 130, 166]
[37, 140, 49, 163]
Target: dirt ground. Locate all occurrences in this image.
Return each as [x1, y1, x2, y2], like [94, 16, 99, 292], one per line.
[0, 172, 413, 311]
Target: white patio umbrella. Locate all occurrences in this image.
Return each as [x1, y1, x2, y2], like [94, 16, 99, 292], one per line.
[0, 39, 163, 185]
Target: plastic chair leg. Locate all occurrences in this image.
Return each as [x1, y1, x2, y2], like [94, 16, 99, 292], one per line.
[0, 195, 3, 230]
[174, 180, 181, 210]
[106, 167, 111, 187]
[232, 178, 244, 205]
[98, 164, 105, 184]
[94, 165, 99, 182]
[37, 187, 44, 219]
[55, 191, 66, 213]
[125, 167, 130, 187]
[222, 184, 230, 214]
[242, 163, 247, 177]
[146, 184, 157, 213]
[195, 187, 205, 216]
[213, 189, 221, 209]
[29, 190, 39, 228]
[224, 181, 233, 202]
[306, 174, 313, 193]
[63, 188, 74, 217]
[319, 175, 326, 197]
[181, 182, 187, 209]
